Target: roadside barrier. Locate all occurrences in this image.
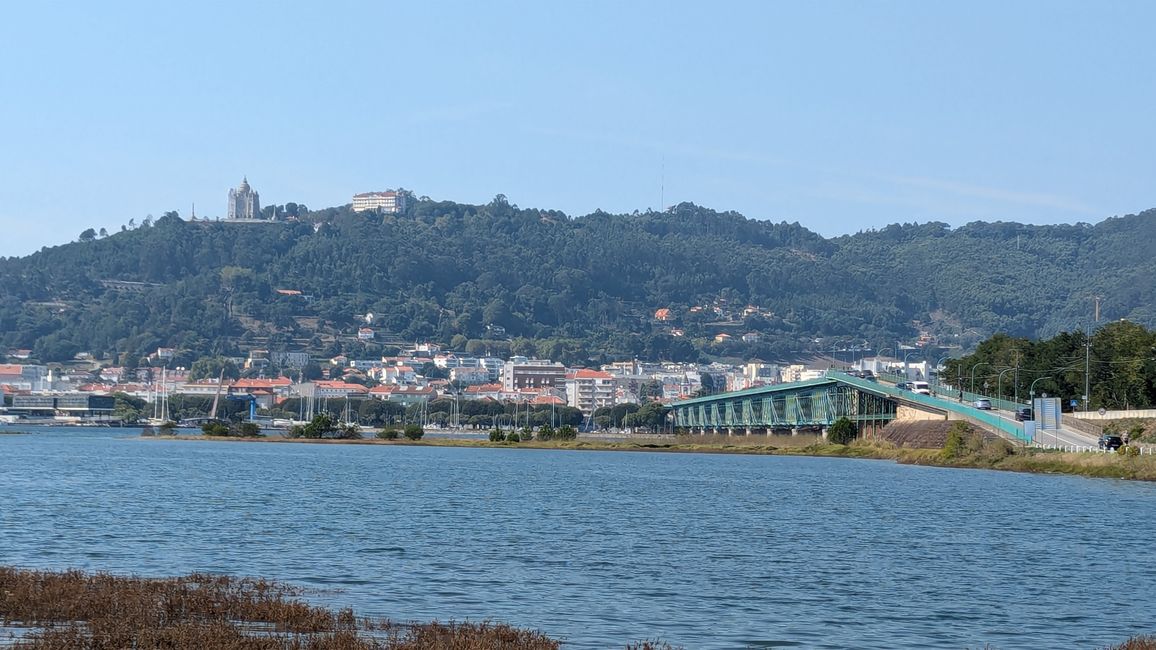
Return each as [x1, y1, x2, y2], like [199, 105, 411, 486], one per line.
[1029, 444, 1153, 454]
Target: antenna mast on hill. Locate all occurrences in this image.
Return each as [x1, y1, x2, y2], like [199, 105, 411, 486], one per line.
[660, 156, 665, 212]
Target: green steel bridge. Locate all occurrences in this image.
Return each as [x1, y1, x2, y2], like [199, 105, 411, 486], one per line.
[671, 371, 1031, 443]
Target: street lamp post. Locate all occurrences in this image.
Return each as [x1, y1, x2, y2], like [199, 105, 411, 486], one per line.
[1028, 376, 1055, 447]
[934, 355, 950, 390]
[970, 362, 992, 394]
[1028, 376, 1052, 406]
[997, 367, 1015, 408]
[876, 347, 893, 376]
[903, 351, 919, 380]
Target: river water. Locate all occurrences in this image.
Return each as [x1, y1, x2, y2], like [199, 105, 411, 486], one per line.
[1, 427, 1153, 649]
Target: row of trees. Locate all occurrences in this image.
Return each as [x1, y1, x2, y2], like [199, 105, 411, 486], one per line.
[943, 320, 1156, 410]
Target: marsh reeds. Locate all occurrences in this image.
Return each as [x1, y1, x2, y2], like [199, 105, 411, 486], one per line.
[0, 567, 560, 649]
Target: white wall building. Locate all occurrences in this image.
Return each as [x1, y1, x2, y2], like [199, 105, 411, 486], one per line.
[565, 369, 616, 415]
[352, 191, 406, 214]
[227, 177, 261, 220]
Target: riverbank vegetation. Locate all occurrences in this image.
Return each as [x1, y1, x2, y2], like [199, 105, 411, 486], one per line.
[1102, 418, 1156, 444]
[179, 425, 1156, 481]
[0, 566, 565, 649]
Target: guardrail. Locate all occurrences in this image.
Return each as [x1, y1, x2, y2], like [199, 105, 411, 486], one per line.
[1073, 408, 1156, 420]
[829, 371, 1030, 444]
[875, 371, 1022, 411]
[1062, 417, 1104, 438]
[1031, 444, 1154, 454]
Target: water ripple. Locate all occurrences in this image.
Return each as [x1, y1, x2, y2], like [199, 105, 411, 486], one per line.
[1, 428, 1154, 649]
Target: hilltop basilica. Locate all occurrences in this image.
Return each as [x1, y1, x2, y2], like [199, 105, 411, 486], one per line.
[226, 177, 261, 220]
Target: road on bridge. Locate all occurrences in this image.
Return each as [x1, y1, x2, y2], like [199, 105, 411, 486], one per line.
[873, 375, 1100, 448]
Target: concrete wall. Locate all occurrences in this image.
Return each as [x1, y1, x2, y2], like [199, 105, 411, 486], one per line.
[895, 404, 946, 422]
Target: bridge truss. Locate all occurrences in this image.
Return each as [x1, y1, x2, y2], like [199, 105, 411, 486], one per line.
[673, 382, 896, 433]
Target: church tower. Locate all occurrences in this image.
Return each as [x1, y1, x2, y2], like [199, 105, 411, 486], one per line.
[227, 177, 261, 220]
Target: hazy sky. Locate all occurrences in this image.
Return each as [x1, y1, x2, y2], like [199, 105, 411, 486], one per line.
[1, 1, 1153, 257]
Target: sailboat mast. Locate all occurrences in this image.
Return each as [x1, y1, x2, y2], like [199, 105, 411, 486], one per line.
[208, 367, 226, 420]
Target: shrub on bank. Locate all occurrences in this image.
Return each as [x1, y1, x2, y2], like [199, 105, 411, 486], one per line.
[403, 424, 424, 440]
[377, 427, 400, 440]
[489, 428, 506, 442]
[827, 417, 856, 445]
[201, 421, 231, 437]
[201, 421, 263, 438]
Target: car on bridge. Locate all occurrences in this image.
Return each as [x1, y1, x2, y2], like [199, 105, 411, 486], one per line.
[1098, 434, 1124, 451]
[1014, 407, 1033, 421]
[910, 381, 931, 395]
[895, 382, 910, 391]
[974, 398, 992, 410]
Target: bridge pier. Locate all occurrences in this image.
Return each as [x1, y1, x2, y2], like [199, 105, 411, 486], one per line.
[746, 427, 752, 436]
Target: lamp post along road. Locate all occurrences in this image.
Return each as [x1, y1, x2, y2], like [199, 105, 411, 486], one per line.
[1028, 376, 1056, 446]
[876, 348, 893, 378]
[997, 367, 1014, 407]
[934, 355, 950, 389]
[1028, 376, 1053, 409]
[969, 362, 992, 394]
[903, 351, 919, 381]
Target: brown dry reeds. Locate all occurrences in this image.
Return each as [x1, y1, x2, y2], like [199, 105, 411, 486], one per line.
[0, 566, 560, 649]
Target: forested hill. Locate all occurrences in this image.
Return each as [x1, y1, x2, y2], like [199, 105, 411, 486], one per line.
[1, 196, 1154, 367]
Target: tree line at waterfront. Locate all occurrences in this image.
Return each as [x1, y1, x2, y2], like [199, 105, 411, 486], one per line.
[943, 319, 1156, 410]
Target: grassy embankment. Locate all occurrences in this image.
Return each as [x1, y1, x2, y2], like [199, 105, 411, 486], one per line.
[0, 566, 678, 650]
[174, 429, 1156, 481]
[1099, 417, 1156, 444]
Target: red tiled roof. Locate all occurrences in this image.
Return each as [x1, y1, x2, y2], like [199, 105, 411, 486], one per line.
[232, 377, 292, 389]
[0, 364, 23, 375]
[465, 383, 502, 393]
[572, 369, 613, 380]
[313, 381, 369, 393]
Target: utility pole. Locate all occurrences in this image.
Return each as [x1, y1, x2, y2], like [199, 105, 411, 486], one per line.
[1084, 336, 1091, 411]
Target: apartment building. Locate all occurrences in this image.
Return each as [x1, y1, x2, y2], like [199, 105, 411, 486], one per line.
[501, 358, 566, 392]
[565, 369, 616, 415]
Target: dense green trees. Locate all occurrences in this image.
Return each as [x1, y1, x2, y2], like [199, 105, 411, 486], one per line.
[4, 199, 1156, 366]
[827, 417, 856, 444]
[946, 320, 1156, 410]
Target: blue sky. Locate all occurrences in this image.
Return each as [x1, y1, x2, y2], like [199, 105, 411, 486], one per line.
[1, 1, 1153, 256]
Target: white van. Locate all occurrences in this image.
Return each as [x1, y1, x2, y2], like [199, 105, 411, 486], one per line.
[910, 381, 931, 395]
